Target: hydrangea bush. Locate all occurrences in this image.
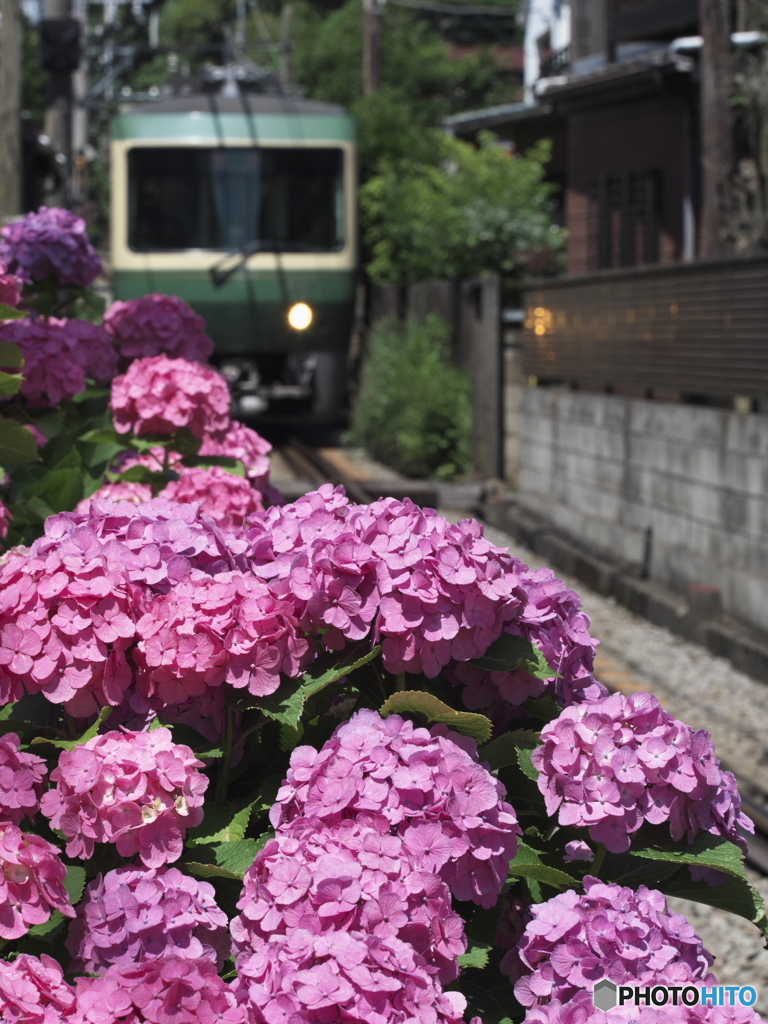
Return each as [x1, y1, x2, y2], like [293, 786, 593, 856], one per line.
[0, 209, 765, 1024]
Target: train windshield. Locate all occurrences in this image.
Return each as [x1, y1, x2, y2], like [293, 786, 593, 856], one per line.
[127, 146, 345, 252]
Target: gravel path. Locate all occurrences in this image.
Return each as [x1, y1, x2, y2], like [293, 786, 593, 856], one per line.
[471, 518, 768, 998]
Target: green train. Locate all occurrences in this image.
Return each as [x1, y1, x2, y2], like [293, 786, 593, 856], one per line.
[110, 92, 357, 416]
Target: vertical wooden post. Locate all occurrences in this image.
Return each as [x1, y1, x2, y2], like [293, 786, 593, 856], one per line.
[44, 0, 73, 208]
[699, 0, 733, 258]
[0, 0, 23, 221]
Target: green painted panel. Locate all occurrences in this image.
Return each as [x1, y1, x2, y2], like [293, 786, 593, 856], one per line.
[113, 112, 355, 143]
[113, 269, 356, 356]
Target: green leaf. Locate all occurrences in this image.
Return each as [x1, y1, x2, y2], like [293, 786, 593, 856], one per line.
[480, 728, 540, 773]
[508, 839, 580, 890]
[0, 417, 41, 463]
[30, 409, 64, 440]
[0, 703, 15, 721]
[79, 426, 123, 445]
[0, 371, 22, 397]
[27, 466, 84, 513]
[247, 677, 307, 729]
[0, 304, 27, 322]
[379, 690, 492, 744]
[25, 911, 65, 940]
[457, 943, 492, 969]
[64, 865, 87, 907]
[180, 454, 246, 477]
[630, 828, 747, 880]
[187, 801, 256, 846]
[301, 642, 383, 699]
[658, 872, 768, 940]
[112, 464, 168, 485]
[184, 861, 243, 881]
[214, 837, 263, 877]
[33, 707, 113, 750]
[279, 722, 305, 752]
[471, 633, 559, 678]
[521, 695, 562, 722]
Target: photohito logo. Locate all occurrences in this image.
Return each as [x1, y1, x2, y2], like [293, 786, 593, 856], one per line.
[592, 981, 758, 1011]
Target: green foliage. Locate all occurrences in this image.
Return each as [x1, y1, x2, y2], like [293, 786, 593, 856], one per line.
[380, 689, 493, 743]
[347, 314, 471, 480]
[361, 133, 565, 286]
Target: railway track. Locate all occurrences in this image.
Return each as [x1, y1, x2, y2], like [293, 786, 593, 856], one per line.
[272, 439, 768, 877]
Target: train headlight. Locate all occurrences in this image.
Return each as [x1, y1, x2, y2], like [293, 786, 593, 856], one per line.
[287, 302, 313, 330]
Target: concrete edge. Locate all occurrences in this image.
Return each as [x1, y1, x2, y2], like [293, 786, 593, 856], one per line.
[479, 499, 768, 686]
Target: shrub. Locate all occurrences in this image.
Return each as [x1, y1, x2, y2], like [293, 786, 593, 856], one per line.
[348, 314, 471, 480]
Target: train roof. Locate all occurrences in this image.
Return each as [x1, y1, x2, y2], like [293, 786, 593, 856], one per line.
[113, 92, 356, 143]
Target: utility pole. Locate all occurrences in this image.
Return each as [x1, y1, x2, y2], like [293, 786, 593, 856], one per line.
[699, 0, 733, 258]
[0, 0, 23, 222]
[72, 0, 89, 206]
[362, 0, 382, 95]
[280, 3, 293, 90]
[42, 0, 78, 206]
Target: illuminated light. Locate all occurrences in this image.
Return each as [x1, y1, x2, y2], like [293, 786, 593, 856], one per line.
[287, 302, 313, 330]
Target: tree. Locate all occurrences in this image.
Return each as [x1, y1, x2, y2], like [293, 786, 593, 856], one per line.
[360, 133, 563, 287]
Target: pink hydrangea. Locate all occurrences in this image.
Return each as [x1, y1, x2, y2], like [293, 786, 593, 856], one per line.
[232, 815, 466, 982]
[110, 355, 231, 440]
[104, 293, 214, 368]
[0, 732, 47, 826]
[75, 480, 153, 512]
[162, 465, 264, 529]
[513, 877, 714, 1008]
[61, 317, 119, 384]
[0, 260, 22, 308]
[532, 691, 753, 854]
[0, 317, 86, 406]
[234, 930, 473, 1024]
[133, 570, 312, 706]
[270, 709, 521, 908]
[40, 728, 208, 868]
[200, 420, 273, 489]
[71, 958, 248, 1024]
[67, 865, 229, 973]
[0, 207, 102, 288]
[0, 825, 74, 939]
[0, 953, 76, 1023]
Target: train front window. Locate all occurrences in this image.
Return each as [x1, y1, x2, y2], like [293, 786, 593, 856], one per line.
[127, 146, 345, 253]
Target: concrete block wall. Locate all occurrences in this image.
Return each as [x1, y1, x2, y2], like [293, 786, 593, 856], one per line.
[517, 387, 768, 634]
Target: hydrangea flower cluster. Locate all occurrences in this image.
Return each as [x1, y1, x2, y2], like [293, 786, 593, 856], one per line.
[233, 711, 509, 1024]
[40, 728, 207, 867]
[0, 732, 47, 826]
[163, 465, 264, 529]
[234, 930, 476, 1024]
[71, 957, 248, 1024]
[0, 207, 102, 288]
[269, 709, 521, 906]
[512, 877, 714, 1007]
[532, 691, 753, 854]
[75, 480, 153, 511]
[0, 953, 76, 1023]
[104, 294, 214, 368]
[134, 570, 311, 705]
[245, 487, 603, 710]
[67, 865, 229, 973]
[0, 317, 87, 406]
[0, 260, 22, 308]
[444, 564, 605, 714]
[63, 317, 119, 384]
[231, 816, 467, 982]
[110, 355, 231, 440]
[0, 825, 74, 939]
[200, 420, 273, 489]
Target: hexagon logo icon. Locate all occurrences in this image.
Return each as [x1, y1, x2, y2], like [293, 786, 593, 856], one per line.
[593, 980, 618, 1011]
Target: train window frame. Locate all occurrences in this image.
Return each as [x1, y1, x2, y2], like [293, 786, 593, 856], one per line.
[110, 137, 357, 274]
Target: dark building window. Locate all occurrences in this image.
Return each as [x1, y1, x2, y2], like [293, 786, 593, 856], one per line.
[595, 169, 660, 269]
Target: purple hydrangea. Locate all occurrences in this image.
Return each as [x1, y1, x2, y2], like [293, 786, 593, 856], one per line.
[0, 207, 102, 288]
[0, 731, 47, 826]
[513, 877, 714, 1008]
[67, 865, 229, 972]
[269, 708, 521, 907]
[532, 691, 753, 854]
[104, 293, 214, 368]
